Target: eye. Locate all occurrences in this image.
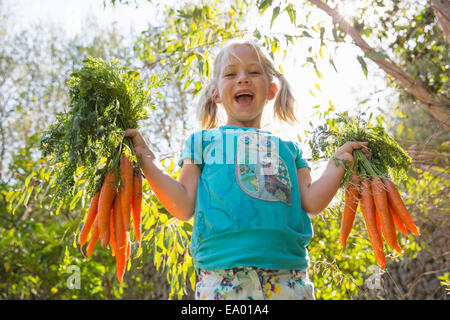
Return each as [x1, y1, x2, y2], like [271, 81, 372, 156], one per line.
[224, 73, 235, 77]
[249, 71, 261, 75]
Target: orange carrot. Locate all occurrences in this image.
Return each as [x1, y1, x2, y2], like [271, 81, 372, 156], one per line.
[382, 178, 420, 236]
[79, 191, 100, 246]
[86, 219, 100, 258]
[371, 177, 401, 254]
[374, 209, 382, 240]
[389, 205, 408, 237]
[113, 194, 126, 283]
[131, 168, 143, 246]
[120, 153, 134, 232]
[360, 178, 386, 270]
[109, 208, 115, 256]
[97, 170, 118, 247]
[340, 173, 360, 249]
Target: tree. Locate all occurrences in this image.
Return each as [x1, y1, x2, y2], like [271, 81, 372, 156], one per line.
[0, 3, 177, 299]
[306, 0, 449, 131]
[131, 0, 248, 156]
[111, 0, 449, 132]
[0, 8, 136, 182]
[430, 0, 450, 45]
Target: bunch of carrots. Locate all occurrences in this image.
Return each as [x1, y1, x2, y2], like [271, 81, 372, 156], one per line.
[339, 153, 420, 269]
[78, 151, 143, 283]
[309, 112, 420, 270]
[37, 57, 156, 284]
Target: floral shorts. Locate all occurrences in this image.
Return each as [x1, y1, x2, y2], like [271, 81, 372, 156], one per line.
[195, 266, 315, 300]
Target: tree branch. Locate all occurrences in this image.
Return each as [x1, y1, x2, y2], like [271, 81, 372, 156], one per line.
[308, 0, 450, 132]
[430, 0, 450, 45]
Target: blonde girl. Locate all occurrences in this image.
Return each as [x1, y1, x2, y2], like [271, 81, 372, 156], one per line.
[125, 39, 368, 300]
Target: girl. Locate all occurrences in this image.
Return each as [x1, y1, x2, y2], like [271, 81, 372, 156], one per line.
[125, 39, 368, 300]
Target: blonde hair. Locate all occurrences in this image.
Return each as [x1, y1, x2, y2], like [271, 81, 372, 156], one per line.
[197, 39, 297, 130]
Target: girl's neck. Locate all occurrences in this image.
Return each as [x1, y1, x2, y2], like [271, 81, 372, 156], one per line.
[225, 119, 262, 129]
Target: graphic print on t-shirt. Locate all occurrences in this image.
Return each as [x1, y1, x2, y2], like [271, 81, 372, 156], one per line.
[235, 131, 292, 205]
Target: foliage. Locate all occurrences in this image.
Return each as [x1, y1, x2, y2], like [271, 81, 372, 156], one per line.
[137, 158, 195, 299]
[5, 53, 195, 298]
[4, 139, 195, 299]
[438, 273, 450, 295]
[39, 57, 162, 213]
[1, 2, 179, 300]
[308, 111, 411, 184]
[2, 136, 119, 299]
[0, 8, 136, 182]
[131, 0, 248, 156]
[307, 155, 436, 300]
[305, 106, 447, 300]
[342, 0, 449, 99]
[308, 204, 376, 299]
[134, 0, 248, 93]
[308, 174, 428, 300]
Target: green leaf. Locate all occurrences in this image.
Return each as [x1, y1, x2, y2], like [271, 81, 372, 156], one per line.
[302, 30, 313, 38]
[23, 186, 34, 208]
[356, 55, 368, 78]
[24, 174, 33, 188]
[397, 122, 404, 135]
[364, 51, 389, 60]
[332, 28, 339, 42]
[329, 58, 338, 73]
[314, 68, 323, 79]
[319, 27, 325, 46]
[328, 100, 335, 112]
[270, 6, 280, 29]
[70, 189, 83, 210]
[285, 4, 296, 25]
[258, 0, 273, 15]
[253, 29, 261, 40]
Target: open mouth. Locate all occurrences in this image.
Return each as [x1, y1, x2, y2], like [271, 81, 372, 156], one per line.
[234, 92, 254, 106]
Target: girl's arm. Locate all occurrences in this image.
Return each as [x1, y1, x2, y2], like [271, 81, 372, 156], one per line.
[297, 141, 368, 215]
[124, 129, 200, 221]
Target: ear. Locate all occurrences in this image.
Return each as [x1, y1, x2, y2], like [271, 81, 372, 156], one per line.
[267, 82, 278, 100]
[212, 88, 222, 104]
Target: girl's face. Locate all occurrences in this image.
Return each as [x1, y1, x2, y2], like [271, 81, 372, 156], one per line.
[213, 44, 278, 128]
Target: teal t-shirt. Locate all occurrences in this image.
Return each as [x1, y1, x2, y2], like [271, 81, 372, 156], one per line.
[177, 126, 313, 271]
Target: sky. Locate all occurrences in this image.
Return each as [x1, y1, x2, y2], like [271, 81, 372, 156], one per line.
[12, 0, 157, 36]
[9, 0, 391, 176]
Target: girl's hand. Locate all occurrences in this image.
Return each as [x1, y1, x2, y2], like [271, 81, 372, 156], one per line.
[333, 141, 369, 170]
[124, 129, 155, 161]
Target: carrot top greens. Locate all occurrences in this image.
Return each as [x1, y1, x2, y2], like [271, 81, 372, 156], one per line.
[308, 112, 411, 186]
[39, 57, 163, 210]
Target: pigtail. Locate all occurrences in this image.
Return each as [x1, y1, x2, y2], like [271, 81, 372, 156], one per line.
[273, 71, 297, 125]
[196, 39, 298, 129]
[197, 82, 219, 130]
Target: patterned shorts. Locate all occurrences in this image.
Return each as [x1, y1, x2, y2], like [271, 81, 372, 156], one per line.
[195, 266, 315, 300]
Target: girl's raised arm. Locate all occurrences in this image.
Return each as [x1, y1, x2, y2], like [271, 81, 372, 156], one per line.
[124, 129, 200, 221]
[297, 141, 368, 215]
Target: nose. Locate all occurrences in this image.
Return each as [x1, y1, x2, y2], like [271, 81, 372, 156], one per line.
[237, 72, 249, 84]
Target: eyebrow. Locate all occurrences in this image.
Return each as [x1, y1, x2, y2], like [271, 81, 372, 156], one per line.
[223, 62, 262, 69]
[225, 61, 260, 67]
